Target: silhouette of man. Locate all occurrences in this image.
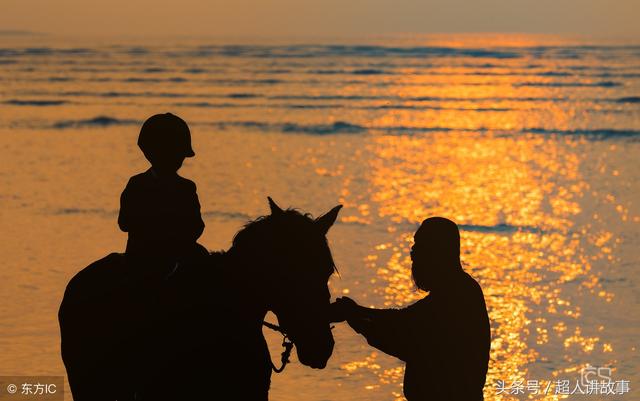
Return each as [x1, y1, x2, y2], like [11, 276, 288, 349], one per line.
[332, 217, 490, 401]
[118, 113, 206, 274]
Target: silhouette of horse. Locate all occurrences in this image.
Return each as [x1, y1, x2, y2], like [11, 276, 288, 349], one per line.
[59, 197, 342, 400]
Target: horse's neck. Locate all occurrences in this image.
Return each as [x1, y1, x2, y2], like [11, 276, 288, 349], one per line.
[215, 251, 271, 322]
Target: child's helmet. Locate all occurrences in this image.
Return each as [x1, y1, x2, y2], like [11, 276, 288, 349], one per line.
[137, 113, 195, 158]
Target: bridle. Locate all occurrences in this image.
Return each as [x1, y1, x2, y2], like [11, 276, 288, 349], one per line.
[262, 320, 294, 373]
[262, 319, 335, 373]
[260, 269, 335, 374]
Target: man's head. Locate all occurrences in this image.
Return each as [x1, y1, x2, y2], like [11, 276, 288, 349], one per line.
[410, 217, 462, 291]
[138, 113, 195, 174]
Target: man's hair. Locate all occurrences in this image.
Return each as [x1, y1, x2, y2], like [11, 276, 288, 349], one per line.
[415, 217, 461, 263]
[412, 217, 462, 290]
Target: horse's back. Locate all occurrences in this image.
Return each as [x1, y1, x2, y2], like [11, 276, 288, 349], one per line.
[60, 253, 126, 305]
[59, 252, 130, 338]
[59, 253, 134, 401]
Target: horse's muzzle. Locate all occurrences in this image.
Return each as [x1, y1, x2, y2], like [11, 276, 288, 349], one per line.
[296, 332, 334, 369]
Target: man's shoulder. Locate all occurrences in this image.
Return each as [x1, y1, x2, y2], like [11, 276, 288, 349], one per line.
[462, 272, 484, 294]
[455, 272, 488, 314]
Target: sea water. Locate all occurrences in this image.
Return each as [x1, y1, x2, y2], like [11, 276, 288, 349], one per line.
[0, 33, 638, 400]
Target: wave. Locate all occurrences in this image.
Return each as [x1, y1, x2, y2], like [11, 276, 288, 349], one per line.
[282, 121, 366, 134]
[173, 102, 243, 108]
[52, 90, 207, 98]
[171, 45, 524, 59]
[5, 99, 68, 106]
[3, 44, 640, 61]
[318, 45, 523, 59]
[276, 95, 640, 104]
[42, 116, 640, 138]
[11, 69, 635, 90]
[592, 72, 640, 78]
[226, 93, 260, 98]
[0, 45, 518, 60]
[172, 101, 513, 111]
[208, 121, 640, 137]
[249, 94, 364, 101]
[174, 101, 344, 110]
[125, 47, 149, 55]
[211, 121, 367, 135]
[374, 104, 514, 112]
[616, 96, 640, 103]
[458, 223, 542, 234]
[261, 69, 293, 74]
[205, 78, 283, 85]
[183, 68, 207, 74]
[52, 116, 140, 129]
[522, 128, 640, 137]
[44, 77, 189, 83]
[310, 68, 391, 75]
[210, 121, 640, 137]
[185, 101, 635, 113]
[27, 89, 639, 107]
[53, 208, 116, 216]
[281, 104, 341, 109]
[103, 91, 191, 98]
[537, 71, 573, 77]
[0, 47, 95, 56]
[514, 81, 622, 88]
[123, 77, 188, 83]
[142, 67, 168, 73]
[47, 117, 364, 134]
[183, 62, 637, 77]
[270, 94, 570, 103]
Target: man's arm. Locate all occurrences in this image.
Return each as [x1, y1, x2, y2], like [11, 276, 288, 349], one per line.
[335, 297, 413, 361]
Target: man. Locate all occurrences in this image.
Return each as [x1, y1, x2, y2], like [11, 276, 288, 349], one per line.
[332, 217, 491, 400]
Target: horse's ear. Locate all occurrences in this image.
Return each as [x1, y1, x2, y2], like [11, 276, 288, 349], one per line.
[268, 196, 284, 215]
[315, 205, 342, 235]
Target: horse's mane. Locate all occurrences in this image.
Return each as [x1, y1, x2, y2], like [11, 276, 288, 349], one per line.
[225, 208, 337, 276]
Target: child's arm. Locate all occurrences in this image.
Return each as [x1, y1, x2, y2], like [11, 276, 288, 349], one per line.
[117, 182, 132, 232]
[185, 181, 205, 241]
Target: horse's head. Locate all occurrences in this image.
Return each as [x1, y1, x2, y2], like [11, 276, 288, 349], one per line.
[228, 197, 341, 369]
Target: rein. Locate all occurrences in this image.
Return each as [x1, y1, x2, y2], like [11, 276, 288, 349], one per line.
[262, 320, 294, 373]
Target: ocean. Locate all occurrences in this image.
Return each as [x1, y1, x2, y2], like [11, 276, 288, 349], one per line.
[0, 33, 638, 400]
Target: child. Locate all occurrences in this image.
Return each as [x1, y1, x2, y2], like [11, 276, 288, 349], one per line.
[331, 217, 491, 401]
[118, 113, 206, 273]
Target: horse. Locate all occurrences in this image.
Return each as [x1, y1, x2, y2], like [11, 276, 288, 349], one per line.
[58, 197, 342, 400]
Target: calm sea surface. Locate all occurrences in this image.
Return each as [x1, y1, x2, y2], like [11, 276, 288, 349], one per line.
[0, 34, 639, 400]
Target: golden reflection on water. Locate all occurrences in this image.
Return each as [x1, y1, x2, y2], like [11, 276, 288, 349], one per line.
[339, 131, 618, 400]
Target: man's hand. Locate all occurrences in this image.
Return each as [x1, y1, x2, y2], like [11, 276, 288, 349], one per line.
[329, 296, 359, 322]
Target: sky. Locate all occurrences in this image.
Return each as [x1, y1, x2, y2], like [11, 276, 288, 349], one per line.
[1, 0, 639, 39]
